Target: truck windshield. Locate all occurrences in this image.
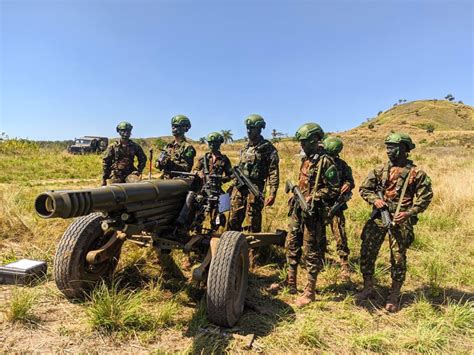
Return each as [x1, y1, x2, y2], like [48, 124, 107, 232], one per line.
[75, 139, 91, 145]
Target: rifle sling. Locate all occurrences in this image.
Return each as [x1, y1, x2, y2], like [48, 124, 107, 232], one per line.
[310, 156, 323, 209]
[394, 166, 412, 217]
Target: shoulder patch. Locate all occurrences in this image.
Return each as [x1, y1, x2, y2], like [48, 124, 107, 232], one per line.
[325, 165, 339, 183]
[184, 146, 196, 158]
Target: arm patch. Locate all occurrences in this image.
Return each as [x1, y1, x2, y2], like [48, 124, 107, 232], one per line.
[325, 165, 339, 184]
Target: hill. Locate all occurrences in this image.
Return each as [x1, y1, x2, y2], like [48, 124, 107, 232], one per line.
[358, 100, 473, 132]
[341, 100, 474, 147]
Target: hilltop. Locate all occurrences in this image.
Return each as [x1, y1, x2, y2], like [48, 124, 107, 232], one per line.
[357, 100, 473, 132]
[341, 100, 474, 147]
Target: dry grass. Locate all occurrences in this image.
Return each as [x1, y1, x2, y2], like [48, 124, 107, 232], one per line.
[0, 132, 473, 352]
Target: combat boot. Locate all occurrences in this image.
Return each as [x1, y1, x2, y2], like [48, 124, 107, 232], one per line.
[385, 280, 402, 312]
[267, 268, 297, 295]
[354, 276, 375, 302]
[339, 259, 351, 281]
[295, 276, 316, 308]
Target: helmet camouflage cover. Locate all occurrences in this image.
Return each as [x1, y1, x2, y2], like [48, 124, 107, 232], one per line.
[323, 136, 343, 156]
[295, 122, 324, 141]
[171, 115, 191, 129]
[245, 114, 266, 129]
[116, 121, 133, 132]
[206, 132, 224, 144]
[384, 132, 416, 150]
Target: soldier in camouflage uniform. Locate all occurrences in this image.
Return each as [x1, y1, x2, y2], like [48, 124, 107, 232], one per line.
[323, 136, 355, 279]
[194, 132, 232, 183]
[355, 132, 433, 312]
[228, 114, 279, 238]
[270, 123, 339, 306]
[155, 115, 196, 179]
[102, 121, 147, 186]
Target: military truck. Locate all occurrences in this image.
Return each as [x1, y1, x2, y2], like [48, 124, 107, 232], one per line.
[67, 136, 108, 154]
[35, 172, 285, 327]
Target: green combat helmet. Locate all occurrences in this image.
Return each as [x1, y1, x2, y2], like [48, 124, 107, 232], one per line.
[245, 114, 266, 129]
[116, 121, 133, 132]
[324, 136, 343, 156]
[171, 115, 192, 130]
[384, 132, 416, 150]
[295, 123, 324, 142]
[206, 132, 224, 144]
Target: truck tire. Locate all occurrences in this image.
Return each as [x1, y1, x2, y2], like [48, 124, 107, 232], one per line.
[54, 213, 121, 300]
[206, 231, 249, 327]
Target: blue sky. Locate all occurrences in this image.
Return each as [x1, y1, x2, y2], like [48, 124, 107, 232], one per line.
[1, 0, 472, 141]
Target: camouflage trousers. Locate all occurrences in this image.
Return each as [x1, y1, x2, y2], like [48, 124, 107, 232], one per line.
[327, 211, 350, 261]
[287, 208, 326, 278]
[360, 218, 415, 283]
[228, 188, 264, 233]
[108, 171, 140, 184]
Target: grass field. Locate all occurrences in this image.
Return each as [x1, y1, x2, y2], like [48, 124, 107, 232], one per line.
[0, 131, 473, 353]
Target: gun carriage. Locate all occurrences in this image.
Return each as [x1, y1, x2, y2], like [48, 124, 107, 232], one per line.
[35, 172, 285, 327]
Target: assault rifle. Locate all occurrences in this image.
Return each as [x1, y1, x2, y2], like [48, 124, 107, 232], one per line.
[327, 191, 353, 218]
[285, 180, 310, 214]
[155, 150, 170, 170]
[371, 189, 394, 235]
[232, 167, 264, 204]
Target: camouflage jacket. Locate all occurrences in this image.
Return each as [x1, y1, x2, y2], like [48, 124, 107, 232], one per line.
[156, 139, 196, 176]
[237, 136, 279, 197]
[335, 157, 355, 190]
[195, 152, 232, 182]
[102, 140, 147, 179]
[359, 159, 433, 216]
[298, 149, 340, 205]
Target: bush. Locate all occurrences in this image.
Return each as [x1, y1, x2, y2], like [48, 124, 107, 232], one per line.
[368, 123, 375, 130]
[426, 124, 435, 134]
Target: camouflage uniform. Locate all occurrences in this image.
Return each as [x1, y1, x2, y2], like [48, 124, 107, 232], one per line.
[327, 156, 354, 261]
[359, 160, 433, 283]
[157, 140, 196, 179]
[228, 135, 279, 232]
[287, 149, 340, 279]
[195, 152, 232, 182]
[102, 140, 147, 183]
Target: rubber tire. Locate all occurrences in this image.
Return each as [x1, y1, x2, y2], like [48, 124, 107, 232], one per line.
[54, 213, 120, 300]
[206, 231, 249, 327]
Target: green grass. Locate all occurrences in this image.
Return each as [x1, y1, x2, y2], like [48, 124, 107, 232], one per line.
[5, 287, 39, 324]
[87, 281, 157, 333]
[1, 137, 473, 352]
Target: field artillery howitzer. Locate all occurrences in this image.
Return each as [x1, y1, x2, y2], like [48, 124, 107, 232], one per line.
[35, 177, 286, 327]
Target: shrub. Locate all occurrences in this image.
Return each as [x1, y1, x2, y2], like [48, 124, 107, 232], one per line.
[6, 288, 39, 324]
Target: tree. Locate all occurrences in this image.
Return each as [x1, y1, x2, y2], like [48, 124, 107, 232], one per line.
[271, 129, 284, 142]
[220, 130, 233, 144]
[445, 94, 455, 101]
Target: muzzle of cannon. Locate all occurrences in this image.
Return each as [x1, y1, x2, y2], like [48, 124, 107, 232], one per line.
[34, 179, 192, 219]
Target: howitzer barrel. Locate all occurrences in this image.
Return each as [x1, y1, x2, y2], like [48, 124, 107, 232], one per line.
[35, 179, 192, 219]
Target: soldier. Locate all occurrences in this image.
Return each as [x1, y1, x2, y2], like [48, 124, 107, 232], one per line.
[271, 123, 339, 306]
[355, 132, 433, 312]
[102, 121, 147, 186]
[227, 114, 279, 263]
[323, 136, 355, 279]
[194, 132, 232, 182]
[155, 115, 196, 179]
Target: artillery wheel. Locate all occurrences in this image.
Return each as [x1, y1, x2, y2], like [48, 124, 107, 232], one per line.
[54, 213, 121, 300]
[206, 231, 249, 327]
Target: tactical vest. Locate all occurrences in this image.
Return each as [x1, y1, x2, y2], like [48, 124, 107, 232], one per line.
[238, 140, 273, 182]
